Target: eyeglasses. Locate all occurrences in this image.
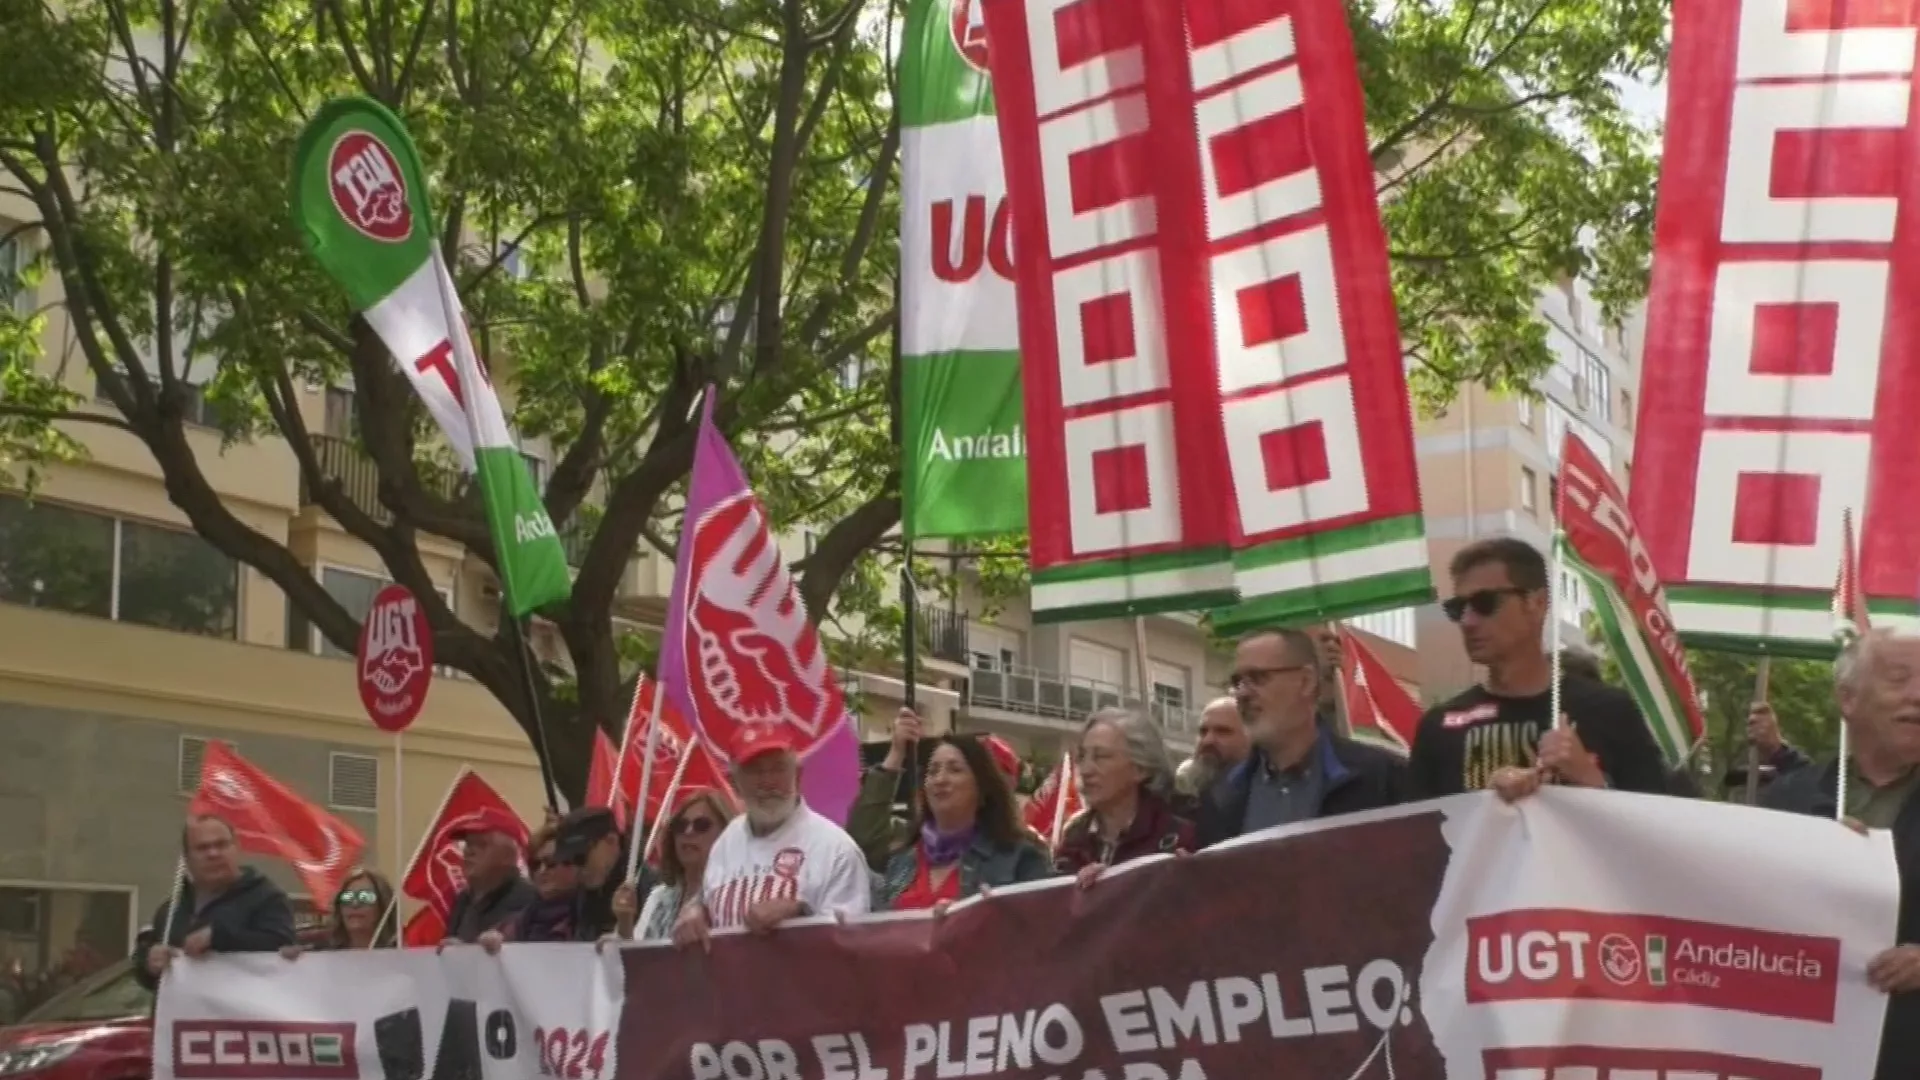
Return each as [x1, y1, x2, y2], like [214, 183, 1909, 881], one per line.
[1442, 587, 1530, 623]
[672, 817, 716, 837]
[335, 888, 379, 908]
[1228, 665, 1307, 691]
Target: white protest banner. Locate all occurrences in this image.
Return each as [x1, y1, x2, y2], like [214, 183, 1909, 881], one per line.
[156, 792, 1897, 1080]
[156, 943, 622, 1080]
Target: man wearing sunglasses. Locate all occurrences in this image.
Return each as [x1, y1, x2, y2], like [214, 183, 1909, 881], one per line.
[1407, 537, 1667, 800]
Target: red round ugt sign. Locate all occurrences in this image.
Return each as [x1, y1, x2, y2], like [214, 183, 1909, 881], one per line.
[356, 584, 434, 733]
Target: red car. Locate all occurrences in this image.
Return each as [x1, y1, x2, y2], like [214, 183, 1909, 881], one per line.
[0, 960, 153, 1080]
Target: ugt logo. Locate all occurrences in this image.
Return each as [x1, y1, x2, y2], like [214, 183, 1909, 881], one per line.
[328, 130, 411, 242]
[683, 492, 840, 750]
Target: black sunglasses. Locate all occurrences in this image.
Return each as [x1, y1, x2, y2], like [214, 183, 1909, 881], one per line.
[335, 888, 380, 908]
[1443, 587, 1531, 623]
[673, 816, 717, 837]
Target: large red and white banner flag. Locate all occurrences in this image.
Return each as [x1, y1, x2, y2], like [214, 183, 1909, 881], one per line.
[1632, 0, 1920, 654]
[982, 0, 1430, 627]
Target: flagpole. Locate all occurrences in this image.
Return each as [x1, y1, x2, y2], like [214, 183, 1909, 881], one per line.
[1745, 655, 1771, 805]
[623, 676, 669, 883]
[900, 551, 921, 812]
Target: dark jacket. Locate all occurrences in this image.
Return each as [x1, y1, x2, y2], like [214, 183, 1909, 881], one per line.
[1762, 758, 1920, 1080]
[874, 833, 1053, 910]
[1194, 733, 1408, 849]
[131, 867, 296, 990]
[446, 876, 539, 943]
[1052, 792, 1195, 873]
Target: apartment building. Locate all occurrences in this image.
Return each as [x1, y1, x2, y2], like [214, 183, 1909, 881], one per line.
[1404, 280, 1644, 697]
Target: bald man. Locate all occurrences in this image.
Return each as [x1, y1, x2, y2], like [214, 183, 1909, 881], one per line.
[1187, 696, 1251, 794]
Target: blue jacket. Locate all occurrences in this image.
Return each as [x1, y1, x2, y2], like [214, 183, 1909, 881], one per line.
[1194, 732, 1407, 849]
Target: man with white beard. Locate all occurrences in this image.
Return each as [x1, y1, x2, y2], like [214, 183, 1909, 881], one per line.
[673, 726, 870, 949]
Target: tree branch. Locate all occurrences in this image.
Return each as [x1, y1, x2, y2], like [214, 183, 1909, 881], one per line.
[795, 482, 900, 619]
[0, 405, 138, 434]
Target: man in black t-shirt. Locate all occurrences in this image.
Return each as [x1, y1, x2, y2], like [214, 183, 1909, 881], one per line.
[1408, 537, 1668, 800]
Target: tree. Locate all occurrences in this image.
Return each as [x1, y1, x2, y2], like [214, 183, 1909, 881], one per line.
[1685, 649, 1841, 792]
[1357, 0, 1665, 411]
[0, 0, 902, 800]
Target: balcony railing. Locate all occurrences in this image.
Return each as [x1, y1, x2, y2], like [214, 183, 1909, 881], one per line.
[300, 435, 467, 524]
[915, 607, 969, 664]
[965, 661, 1201, 745]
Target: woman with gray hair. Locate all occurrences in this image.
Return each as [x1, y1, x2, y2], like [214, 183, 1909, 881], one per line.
[1053, 708, 1195, 887]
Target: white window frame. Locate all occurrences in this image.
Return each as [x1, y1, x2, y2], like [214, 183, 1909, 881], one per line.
[0, 234, 30, 314]
[1519, 466, 1538, 514]
[310, 563, 456, 675]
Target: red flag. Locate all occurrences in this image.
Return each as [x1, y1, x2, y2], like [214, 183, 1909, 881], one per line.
[1336, 627, 1420, 751]
[1023, 755, 1081, 847]
[401, 905, 444, 948]
[189, 743, 365, 905]
[586, 728, 622, 822]
[614, 677, 737, 828]
[400, 769, 528, 929]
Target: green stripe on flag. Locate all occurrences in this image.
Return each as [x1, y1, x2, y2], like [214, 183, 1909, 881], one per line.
[1563, 546, 1693, 765]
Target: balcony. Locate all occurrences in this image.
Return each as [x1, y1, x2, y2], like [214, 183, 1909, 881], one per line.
[299, 435, 467, 524]
[965, 661, 1200, 748]
[915, 607, 969, 664]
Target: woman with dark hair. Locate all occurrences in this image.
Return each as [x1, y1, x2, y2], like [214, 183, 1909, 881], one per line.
[279, 869, 397, 956]
[479, 823, 583, 948]
[875, 735, 1052, 912]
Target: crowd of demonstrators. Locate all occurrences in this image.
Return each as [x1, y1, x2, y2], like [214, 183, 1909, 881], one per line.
[874, 735, 1052, 912]
[283, 869, 397, 956]
[1054, 709, 1193, 885]
[1412, 538, 1668, 800]
[1195, 628, 1407, 847]
[443, 809, 538, 942]
[134, 816, 296, 990]
[672, 726, 871, 950]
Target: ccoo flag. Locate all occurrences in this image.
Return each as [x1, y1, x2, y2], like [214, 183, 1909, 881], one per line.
[899, 0, 1026, 538]
[290, 97, 570, 616]
[1556, 433, 1705, 764]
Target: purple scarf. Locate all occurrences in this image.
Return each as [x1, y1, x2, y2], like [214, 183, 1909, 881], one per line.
[920, 821, 975, 867]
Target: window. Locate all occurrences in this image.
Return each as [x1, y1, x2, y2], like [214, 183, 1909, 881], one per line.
[1150, 660, 1189, 715]
[292, 566, 453, 673]
[1519, 467, 1538, 514]
[0, 884, 135, 1026]
[0, 497, 113, 618]
[0, 496, 237, 637]
[0, 235, 29, 314]
[837, 358, 863, 391]
[497, 240, 531, 281]
[1515, 394, 1534, 429]
[178, 735, 236, 795]
[1583, 356, 1613, 422]
[118, 519, 240, 638]
[328, 752, 379, 812]
[1070, 638, 1128, 690]
[324, 388, 357, 439]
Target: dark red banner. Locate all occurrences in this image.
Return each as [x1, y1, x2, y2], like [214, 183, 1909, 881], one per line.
[621, 812, 1451, 1080]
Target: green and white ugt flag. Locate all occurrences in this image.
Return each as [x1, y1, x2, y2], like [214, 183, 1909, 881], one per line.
[900, 0, 1026, 539]
[290, 97, 570, 616]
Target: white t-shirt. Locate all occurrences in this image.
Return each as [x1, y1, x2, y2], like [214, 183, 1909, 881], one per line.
[700, 802, 871, 929]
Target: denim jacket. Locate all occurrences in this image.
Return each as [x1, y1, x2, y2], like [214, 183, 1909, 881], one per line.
[873, 833, 1054, 911]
